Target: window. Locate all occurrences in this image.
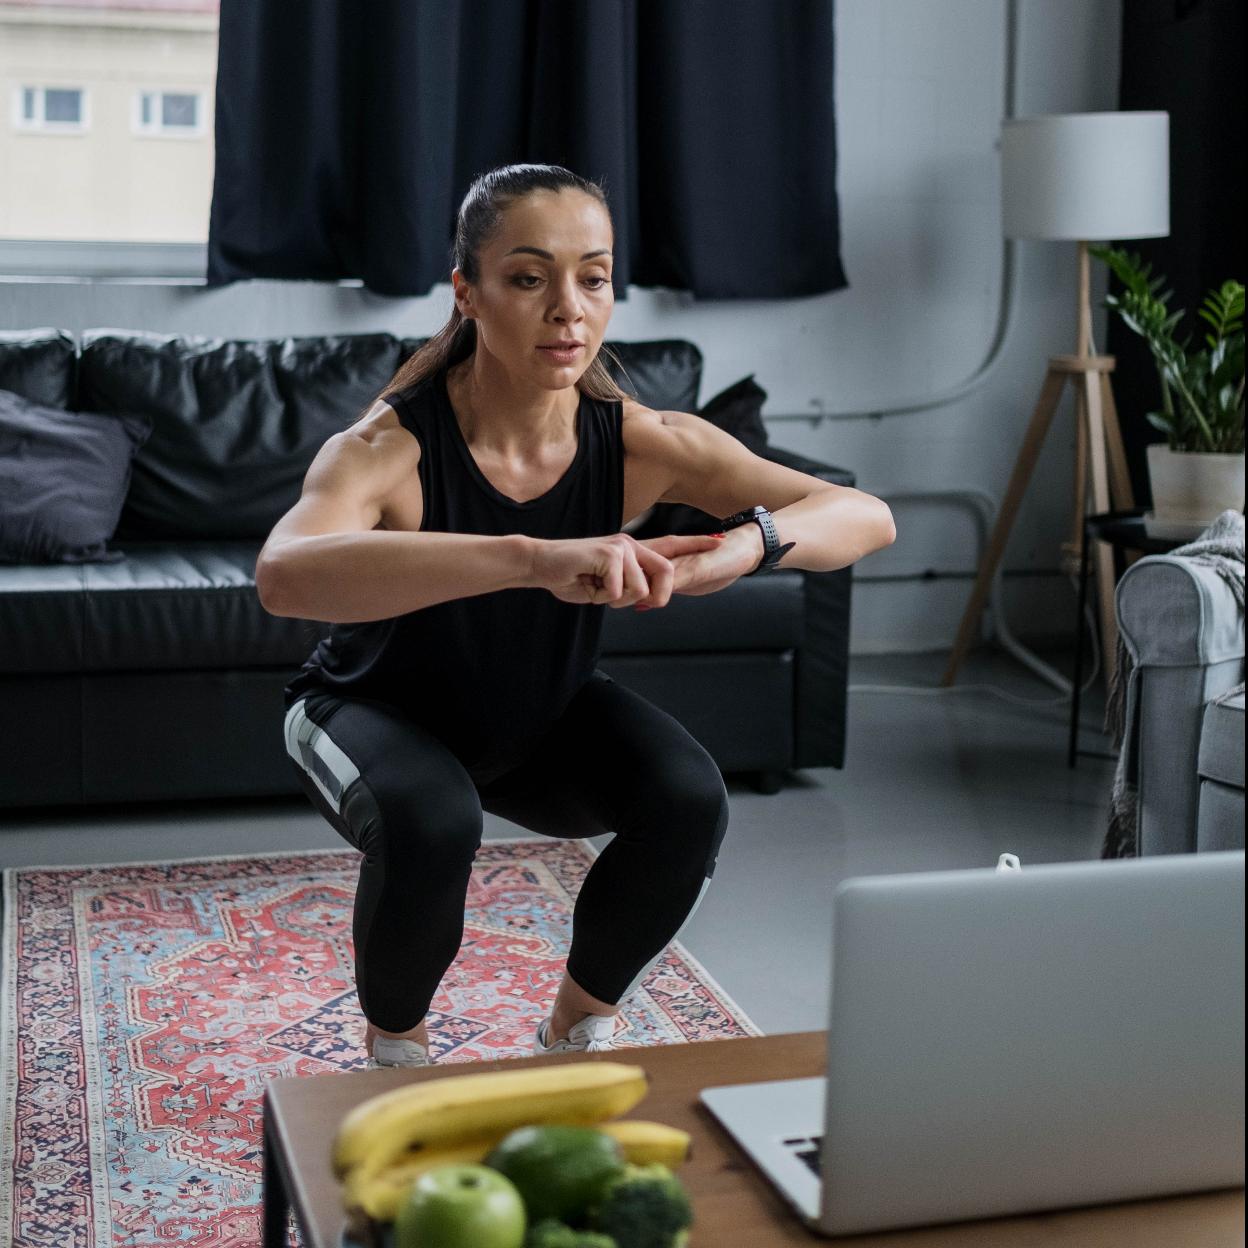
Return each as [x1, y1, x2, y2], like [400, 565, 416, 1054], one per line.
[0, 0, 220, 273]
[134, 89, 206, 137]
[13, 85, 88, 131]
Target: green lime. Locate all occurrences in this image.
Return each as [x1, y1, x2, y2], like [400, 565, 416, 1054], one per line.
[483, 1124, 626, 1224]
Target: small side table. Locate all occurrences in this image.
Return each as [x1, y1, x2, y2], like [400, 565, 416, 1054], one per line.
[1068, 509, 1189, 768]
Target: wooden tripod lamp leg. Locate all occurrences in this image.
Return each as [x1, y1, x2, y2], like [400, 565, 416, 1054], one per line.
[941, 366, 1068, 687]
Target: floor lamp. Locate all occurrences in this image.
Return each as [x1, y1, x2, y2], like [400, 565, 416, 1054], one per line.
[942, 111, 1170, 693]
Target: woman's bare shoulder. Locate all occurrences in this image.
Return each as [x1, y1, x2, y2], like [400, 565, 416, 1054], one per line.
[350, 398, 421, 463]
[619, 395, 700, 455]
[619, 395, 681, 437]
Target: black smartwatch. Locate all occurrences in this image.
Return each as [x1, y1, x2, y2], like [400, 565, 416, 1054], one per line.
[717, 505, 796, 575]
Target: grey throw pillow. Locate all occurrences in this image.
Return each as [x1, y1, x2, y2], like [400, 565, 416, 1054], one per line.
[0, 387, 151, 564]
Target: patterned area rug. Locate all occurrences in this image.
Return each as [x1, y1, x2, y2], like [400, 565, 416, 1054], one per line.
[1, 836, 760, 1247]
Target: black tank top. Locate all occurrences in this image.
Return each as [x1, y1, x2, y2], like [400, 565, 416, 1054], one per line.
[283, 363, 625, 783]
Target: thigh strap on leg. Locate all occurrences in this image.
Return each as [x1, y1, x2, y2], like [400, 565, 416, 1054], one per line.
[284, 697, 361, 815]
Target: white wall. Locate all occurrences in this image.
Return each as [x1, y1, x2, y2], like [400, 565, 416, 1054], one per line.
[0, 0, 1123, 655]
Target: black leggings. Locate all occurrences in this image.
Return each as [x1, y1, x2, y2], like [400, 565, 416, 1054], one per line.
[282, 670, 730, 1033]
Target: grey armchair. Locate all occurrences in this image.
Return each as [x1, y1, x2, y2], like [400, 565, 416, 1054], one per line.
[1115, 548, 1245, 856]
[1197, 686, 1245, 851]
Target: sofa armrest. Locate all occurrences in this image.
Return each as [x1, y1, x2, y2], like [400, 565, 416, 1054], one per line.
[793, 563, 852, 769]
[1115, 553, 1246, 856]
[1117, 555, 1245, 668]
[758, 442, 856, 769]
[761, 442, 856, 490]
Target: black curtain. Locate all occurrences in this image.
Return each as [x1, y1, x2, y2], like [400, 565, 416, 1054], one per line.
[1109, 0, 1246, 506]
[206, 0, 848, 301]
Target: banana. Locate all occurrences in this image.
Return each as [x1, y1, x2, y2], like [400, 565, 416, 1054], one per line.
[342, 1117, 692, 1224]
[331, 1061, 649, 1181]
[342, 1138, 496, 1222]
[598, 1119, 693, 1167]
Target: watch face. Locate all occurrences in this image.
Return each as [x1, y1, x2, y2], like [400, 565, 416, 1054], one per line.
[722, 506, 766, 529]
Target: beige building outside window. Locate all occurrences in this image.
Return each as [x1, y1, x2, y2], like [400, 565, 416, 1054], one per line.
[0, 0, 219, 277]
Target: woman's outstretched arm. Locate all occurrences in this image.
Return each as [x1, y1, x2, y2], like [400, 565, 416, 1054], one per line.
[622, 407, 896, 592]
[256, 421, 720, 621]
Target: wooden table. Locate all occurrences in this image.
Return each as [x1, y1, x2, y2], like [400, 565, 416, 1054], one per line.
[263, 1030, 1245, 1247]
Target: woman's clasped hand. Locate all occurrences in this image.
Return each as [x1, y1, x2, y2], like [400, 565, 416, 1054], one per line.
[532, 530, 757, 608]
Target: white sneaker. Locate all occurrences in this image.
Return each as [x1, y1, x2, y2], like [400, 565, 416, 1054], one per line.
[534, 1013, 619, 1055]
[367, 1034, 434, 1068]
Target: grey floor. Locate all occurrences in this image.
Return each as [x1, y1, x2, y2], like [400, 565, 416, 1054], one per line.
[0, 646, 1117, 1038]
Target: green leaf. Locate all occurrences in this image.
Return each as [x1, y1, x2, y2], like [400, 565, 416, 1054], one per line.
[1091, 250, 1245, 453]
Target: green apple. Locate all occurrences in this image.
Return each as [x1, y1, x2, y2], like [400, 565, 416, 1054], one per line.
[393, 1163, 526, 1248]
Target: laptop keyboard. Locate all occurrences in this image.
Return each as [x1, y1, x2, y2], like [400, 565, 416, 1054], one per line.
[783, 1134, 824, 1177]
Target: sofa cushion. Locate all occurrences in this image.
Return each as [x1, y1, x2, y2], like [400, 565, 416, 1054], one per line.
[0, 389, 151, 565]
[78, 333, 703, 545]
[0, 328, 78, 408]
[601, 339, 703, 413]
[600, 570, 804, 653]
[0, 541, 801, 676]
[690, 373, 769, 453]
[0, 540, 327, 675]
[1198, 686, 1245, 789]
[78, 330, 407, 541]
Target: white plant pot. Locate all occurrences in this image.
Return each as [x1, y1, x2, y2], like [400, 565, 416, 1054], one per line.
[1146, 444, 1245, 524]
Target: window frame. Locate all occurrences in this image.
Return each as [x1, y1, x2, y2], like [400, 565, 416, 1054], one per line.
[131, 87, 208, 140]
[11, 84, 90, 133]
[0, 239, 208, 280]
[0, 240, 371, 284]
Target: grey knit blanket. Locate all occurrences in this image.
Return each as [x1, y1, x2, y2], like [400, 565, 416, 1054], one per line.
[1102, 508, 1245, 859]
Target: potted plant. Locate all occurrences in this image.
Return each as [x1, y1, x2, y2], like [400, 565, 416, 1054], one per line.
[1090, 245, 1244, 533]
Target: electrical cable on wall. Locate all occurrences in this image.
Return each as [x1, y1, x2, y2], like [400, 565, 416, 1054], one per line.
[847, 484, 1105, 717]
[770, 0, 1023, 430]
[802, 0, 1114, 734]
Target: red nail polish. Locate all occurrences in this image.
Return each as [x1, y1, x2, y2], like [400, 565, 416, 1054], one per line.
[711, 532, 726, 538]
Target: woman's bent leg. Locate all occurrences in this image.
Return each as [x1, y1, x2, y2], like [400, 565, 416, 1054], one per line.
[478, 671, 731, 1022]
[283, 690, 483, 1035]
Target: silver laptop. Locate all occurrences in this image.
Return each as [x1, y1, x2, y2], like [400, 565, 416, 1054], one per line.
[700, 849, 1245, 1237]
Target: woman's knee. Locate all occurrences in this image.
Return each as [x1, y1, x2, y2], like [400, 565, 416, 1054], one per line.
[628, 751, 730, 874]
[358, 774, 484, 869]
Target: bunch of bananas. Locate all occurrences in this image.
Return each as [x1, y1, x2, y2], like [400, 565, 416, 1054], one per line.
[332, 1061, 694, 1225]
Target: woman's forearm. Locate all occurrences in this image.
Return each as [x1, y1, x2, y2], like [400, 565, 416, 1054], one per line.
[257, 531, 536, 623]
[722, 487, 896, 574]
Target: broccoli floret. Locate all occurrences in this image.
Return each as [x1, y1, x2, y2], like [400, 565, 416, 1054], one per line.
[585, 1163, 693, 1248]
[524, 1217, 618, 1248]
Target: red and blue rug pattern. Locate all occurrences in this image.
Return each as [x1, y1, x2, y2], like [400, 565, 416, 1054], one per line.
[1, 836, 760, 1246]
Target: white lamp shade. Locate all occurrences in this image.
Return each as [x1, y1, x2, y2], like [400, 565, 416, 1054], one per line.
[1001, 111, 1170, 241]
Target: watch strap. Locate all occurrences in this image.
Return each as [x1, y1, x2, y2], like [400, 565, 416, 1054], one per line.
[750, 538, 797, 575]
[717, 505, 796, 575]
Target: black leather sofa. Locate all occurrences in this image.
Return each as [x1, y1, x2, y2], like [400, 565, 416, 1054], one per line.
[0, 329, 855, 809]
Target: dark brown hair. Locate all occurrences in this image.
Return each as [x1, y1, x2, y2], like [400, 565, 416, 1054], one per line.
[350, 163, 632, 427]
